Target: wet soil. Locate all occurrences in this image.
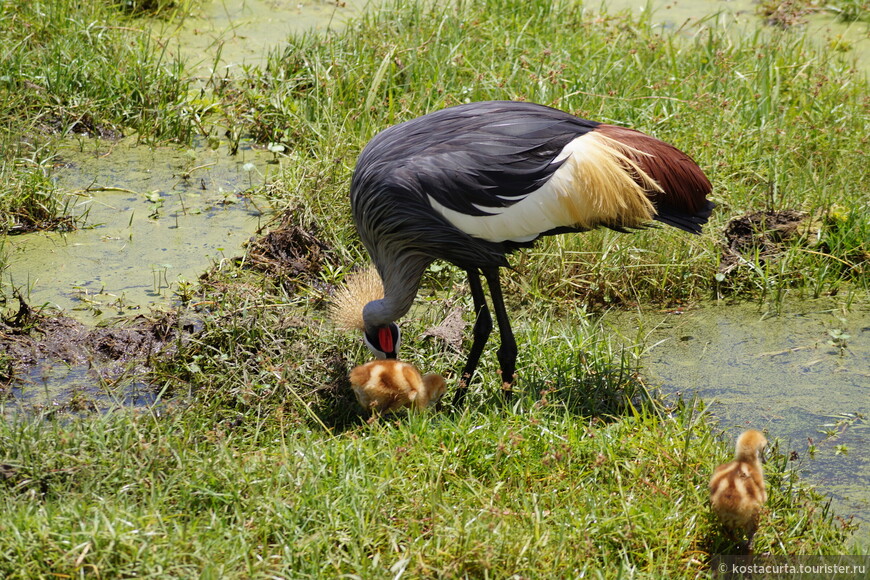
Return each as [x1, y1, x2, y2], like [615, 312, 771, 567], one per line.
[1, 314, 169, 372]
[421, 306, 468, 353]
[0, 294, 180, 413]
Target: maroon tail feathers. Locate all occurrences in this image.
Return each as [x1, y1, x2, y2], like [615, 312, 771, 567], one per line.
[595, 124, 714, 234]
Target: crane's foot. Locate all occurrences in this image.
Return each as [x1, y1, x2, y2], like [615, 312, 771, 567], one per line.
[451, 374, 471, 409]
[497, 369, 516, 405]
[499, 385, 513, 405]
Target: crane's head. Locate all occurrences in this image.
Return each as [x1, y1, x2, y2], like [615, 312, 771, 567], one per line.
[735, 429, 767, 464]
[330, 266, 401, 358]
[363, 322, 401, 359]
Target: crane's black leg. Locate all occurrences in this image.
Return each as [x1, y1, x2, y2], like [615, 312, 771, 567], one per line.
[482, 267, 517, 401]
[452, 269, 492, 408]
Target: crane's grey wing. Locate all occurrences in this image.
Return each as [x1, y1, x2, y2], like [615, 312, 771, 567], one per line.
[359, 101, 600, 217]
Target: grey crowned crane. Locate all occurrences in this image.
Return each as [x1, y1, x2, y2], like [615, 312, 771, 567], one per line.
[348, 100, 714, 407]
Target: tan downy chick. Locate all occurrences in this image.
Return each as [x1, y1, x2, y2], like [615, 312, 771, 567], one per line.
[349, 359, 446, 414]
[709, 429, 768, 545]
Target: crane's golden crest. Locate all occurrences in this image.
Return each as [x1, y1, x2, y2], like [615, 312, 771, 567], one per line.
[330, 266, 384, 331]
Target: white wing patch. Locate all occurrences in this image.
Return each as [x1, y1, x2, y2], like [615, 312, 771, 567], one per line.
[426, 132, 657, 243]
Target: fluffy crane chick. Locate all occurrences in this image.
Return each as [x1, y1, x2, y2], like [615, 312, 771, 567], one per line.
[349, 359, 446, 414]
[709, 429, 768, 544]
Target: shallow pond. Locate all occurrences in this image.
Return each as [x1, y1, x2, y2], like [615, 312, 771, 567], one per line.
[1, 137, 275, 416]
[3, 137, 273, 320]
[154, 0, 374, 77]
[604, 299, 870, 543]
[10, 357, 159, 414]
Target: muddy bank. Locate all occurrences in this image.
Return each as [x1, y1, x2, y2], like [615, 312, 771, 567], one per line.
[0, 207, 342, 413]
[0, 297, 183, 413]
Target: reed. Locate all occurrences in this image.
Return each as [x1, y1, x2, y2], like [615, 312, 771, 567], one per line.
[239, 0, 868, 307]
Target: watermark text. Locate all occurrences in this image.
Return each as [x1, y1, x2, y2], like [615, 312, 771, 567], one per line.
[711, 555, 868, 578]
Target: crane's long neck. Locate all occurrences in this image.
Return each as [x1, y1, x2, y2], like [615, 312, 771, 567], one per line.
[362, 252, 432, 330]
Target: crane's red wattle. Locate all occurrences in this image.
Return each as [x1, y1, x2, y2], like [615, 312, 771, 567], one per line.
[378, 327, 394, 353]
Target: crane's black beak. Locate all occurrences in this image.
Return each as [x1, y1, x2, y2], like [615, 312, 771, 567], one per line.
[363, 323, 401, 359]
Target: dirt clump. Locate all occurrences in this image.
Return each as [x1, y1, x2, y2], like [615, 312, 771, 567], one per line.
[0, 298, 178, 391]
[41, 110, 124, 141]
[719, 210, 815, 273]
[421, 306, 467, 353]
[245, 208, 338, 294]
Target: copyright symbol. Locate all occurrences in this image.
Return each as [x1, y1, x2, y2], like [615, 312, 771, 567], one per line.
[718, 563, 728, 573]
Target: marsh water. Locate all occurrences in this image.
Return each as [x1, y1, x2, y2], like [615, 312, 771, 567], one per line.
[152, 0, 374, 78]
[607, 0, 868, 74]
[1, 0, 868, 543]
[3, 138, 272, 318]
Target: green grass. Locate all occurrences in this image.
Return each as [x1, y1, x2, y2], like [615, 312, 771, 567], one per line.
[0, 156, 74, 234]
[0, 0, 867, 575]
[0, 0, 199, 235]
[0, 1, 196, 140]
[231, 0, 868, 307]
[0, 369, 856, 577]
